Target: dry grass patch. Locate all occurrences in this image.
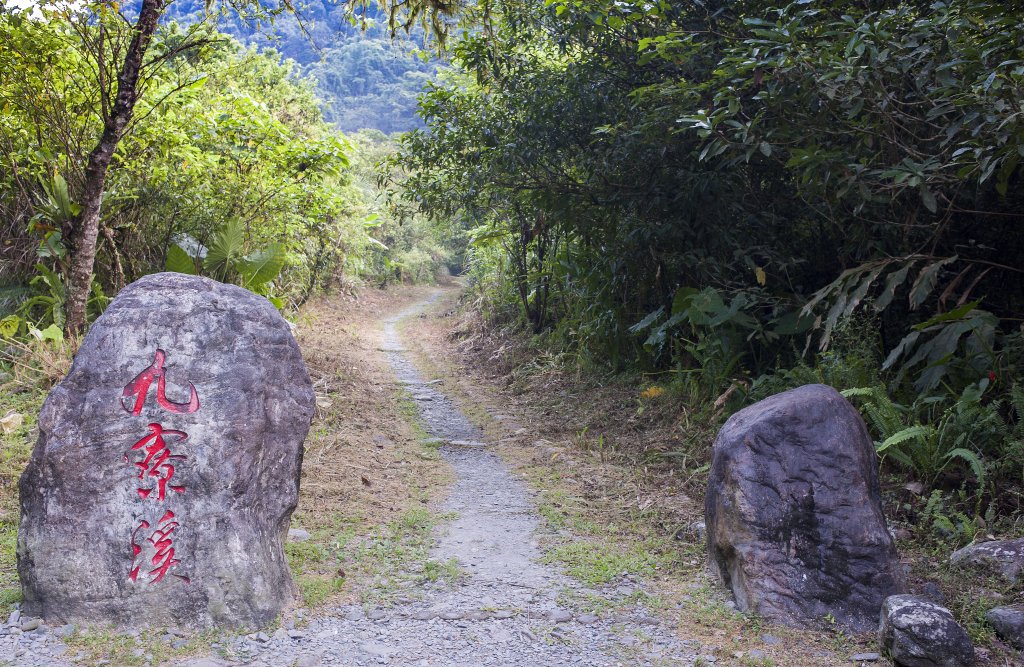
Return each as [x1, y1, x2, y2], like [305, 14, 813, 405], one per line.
[288, 286, 453, 613]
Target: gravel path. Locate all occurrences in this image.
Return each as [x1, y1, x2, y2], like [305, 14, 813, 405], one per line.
[2, 293, 698, 667]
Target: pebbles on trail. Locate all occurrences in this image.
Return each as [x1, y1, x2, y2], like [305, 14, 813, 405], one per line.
[5, 292, 697, 667]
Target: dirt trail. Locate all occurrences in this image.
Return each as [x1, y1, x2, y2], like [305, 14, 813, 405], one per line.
[384, 296, 558, 597]
[3, 289, 698, 667]
[240, 290, 697, 666]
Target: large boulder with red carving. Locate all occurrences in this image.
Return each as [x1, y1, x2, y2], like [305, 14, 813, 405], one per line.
[705, 384, 904, 632]
[17, 272, 314, 629]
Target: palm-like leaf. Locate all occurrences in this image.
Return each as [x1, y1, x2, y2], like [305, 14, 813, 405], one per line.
[165, 244, 197, 275]
[239, 243, 286, 287]
[203, 219, 245, 280]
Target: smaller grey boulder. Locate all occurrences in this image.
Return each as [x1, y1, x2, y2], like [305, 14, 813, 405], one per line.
[880, 595, 974, 667]
[985, 604, 1024, 649]
[950, 538, 1024, 585]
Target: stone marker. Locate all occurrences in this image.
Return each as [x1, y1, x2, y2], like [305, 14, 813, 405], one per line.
[879, 595, 975, 666]
[705, 384, 903, 632]
[18, 273, 314, 629]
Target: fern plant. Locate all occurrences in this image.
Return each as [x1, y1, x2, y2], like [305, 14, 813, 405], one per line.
[921, 489, 978, 544]
[842, 383, 992, 491]
[990, 383, 1024, 486]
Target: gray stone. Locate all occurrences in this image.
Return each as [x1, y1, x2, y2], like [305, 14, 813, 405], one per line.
[950, 538, 1024, 585]
[296, 655, 322, 667]
[17, 273, 315, 630]
[360, 640, 395, 657]
[20, 619, 40, 631]
[490, 627, 514, 643]
[577, 613, 599, 625]
[985, 604, 1024, 649]
[879, 594, 974, 666]
[180, 660, 231, 667]
[288, 528, 311, 543]
[851, 653, 881, 662]
[761, 634, 781, 645]
[705, 384, 903, 632]
[7, 610, 20, 626]
[549, 609, 572, 623]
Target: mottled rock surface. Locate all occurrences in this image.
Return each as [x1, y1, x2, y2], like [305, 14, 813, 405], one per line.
[705, 383, 903, 631]
[879, 595, 974, 666]
[18, 273, 314, 629]
[985, 604, 1024, 649]
[950, 538, 1024, 585]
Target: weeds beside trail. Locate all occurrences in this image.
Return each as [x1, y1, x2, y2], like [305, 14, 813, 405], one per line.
[287, 286, 453, 611]
[400, 286, 1022, 666]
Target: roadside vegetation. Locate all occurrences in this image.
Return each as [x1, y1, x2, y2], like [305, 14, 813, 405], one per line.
[391, 0, 1024, 556]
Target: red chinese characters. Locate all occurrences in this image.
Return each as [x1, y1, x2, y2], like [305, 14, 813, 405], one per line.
[129, 511, 189, 584]
[123, 349, 198, 585]
[129, 423, 187, 501]
[121, 349, 200, 416]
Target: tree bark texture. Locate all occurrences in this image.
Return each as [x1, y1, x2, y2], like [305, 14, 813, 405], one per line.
[66, 0, 165, 334]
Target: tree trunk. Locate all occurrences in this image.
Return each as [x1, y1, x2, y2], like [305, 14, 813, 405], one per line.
[65, 0, 165, 334]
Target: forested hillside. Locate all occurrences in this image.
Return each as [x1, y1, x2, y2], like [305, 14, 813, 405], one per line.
[156, 0, 439, 133]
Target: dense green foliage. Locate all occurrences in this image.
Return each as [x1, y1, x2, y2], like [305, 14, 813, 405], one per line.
[392, 0, 1024, 516]
[0, 7, 356, 307]
[306, 37, 437, 134]
[351, 129, 459, 284]
[0, 3, 454, 332]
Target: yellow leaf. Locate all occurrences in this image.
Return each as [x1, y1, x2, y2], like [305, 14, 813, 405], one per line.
[640, 386, 665, 399]
[755, 266, 766, 286]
